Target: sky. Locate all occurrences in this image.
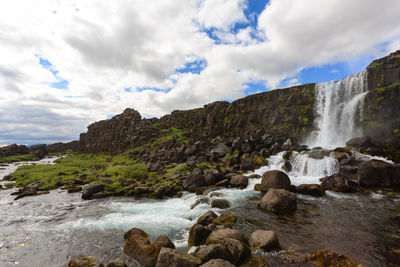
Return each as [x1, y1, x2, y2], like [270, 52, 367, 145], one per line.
[1, 0, 400, 145]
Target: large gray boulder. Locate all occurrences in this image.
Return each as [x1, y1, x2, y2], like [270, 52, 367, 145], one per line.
[155, 247, 200, 267]
[249, 230, 280, 251]
[261, 170, 291, 192]
[230, 175, 249, 188]
[257, 189, 297, 214]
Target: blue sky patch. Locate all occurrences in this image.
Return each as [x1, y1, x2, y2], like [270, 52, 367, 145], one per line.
[176, 58, 207, 74]
[244, 80, 268, 95]
[136, 87, 171, 93]
[37, 56, 69, 89]
[124, 87, 132, 92]
[106, 114, 115, 119]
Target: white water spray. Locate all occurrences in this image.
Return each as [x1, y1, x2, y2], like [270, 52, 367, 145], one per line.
[307, 70, 368, 148]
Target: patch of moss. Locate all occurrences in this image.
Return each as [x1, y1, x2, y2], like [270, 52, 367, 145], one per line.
[167, 163, 190, 174]
[0, 154, 40, 163]
[369, 62, 384, 70]
[195, 162, 213, 170]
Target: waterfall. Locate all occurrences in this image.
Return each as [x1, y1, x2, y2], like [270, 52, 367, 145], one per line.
[307, 70, 368, 148]
[290, 151, 340, 177]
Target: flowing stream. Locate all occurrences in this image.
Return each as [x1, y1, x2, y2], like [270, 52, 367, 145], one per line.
[1, 153, 399, 266]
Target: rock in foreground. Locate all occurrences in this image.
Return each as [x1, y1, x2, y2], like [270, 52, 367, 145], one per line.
[257, 189, 297, 214]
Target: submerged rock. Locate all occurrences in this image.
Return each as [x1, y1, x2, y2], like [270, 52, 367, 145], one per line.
[106, 258, 127, 267]
[211, 199, 231, 209]
[212, 212, 237, 228]
[257, 189, 297, 214]
[68, 256, 103, 267]
[261, 170, 291, 192]
[296, 184, 325, 197]
[308, 249, 361, 267]
[200, 259, 235, 267]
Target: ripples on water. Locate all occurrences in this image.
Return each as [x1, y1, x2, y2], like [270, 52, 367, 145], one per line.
[0, 154, 399, 266]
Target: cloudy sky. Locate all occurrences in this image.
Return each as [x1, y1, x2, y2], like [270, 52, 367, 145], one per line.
[1, 0, 400, 145]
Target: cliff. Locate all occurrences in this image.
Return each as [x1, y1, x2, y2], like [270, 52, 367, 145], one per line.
[78, 50, 400, 155]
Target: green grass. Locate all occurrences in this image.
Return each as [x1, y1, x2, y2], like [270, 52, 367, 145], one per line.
[0, 154, 40, 163]
[167, 163, 190, 174]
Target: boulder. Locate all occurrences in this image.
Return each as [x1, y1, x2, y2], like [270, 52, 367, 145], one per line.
[308, 250, 361, 267]
[212, 212, 236, 228]
[357, 160, 393, 187]
[257, 189, 297, 214]
[296, 184, 325, 197]
[215, 179, 230, 187]
[210, 143, 230, 158]
[107, 258, 127, 267]
[240, 158, 255, 171]
[183, 175, 205, 191]
[281, 138, 293, 151]
[200, 259, 235, 267]
[249, 230, 280, 251]
[221, 238, 251, 265]
[230, 175, 249, 188]
[155, 247, 200, 267]
[13, 181, 44, 200]
[206, 229, 248, 245]
[124, 227, 148, 240]
[211, 199, 231, 209]
[320, 174, 358, 192]
[153, 235, 175, 254]
[134, 186, 150, 197]
[123, 230, 157, 267]
[346, 136, 372, 148]
[188, 224, 211, 249]
[197, 244, 231, 264]
[82, 184, 105, 200]
[261, 170, 291, 192]
[197, 211, 218, 226]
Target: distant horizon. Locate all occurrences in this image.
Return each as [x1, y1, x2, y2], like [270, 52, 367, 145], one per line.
[1, 0, 400, 145]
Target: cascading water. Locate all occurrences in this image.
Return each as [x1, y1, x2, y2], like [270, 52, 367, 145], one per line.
[307, 70, 368, 148]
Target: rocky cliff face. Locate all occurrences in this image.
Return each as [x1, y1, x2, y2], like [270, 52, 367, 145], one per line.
[78, 51, 400, 155]
[79, 108, 160, 154]
[363, 50, 400, 140]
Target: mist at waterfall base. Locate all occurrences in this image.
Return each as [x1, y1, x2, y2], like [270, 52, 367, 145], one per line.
[1, 151, 399, 266]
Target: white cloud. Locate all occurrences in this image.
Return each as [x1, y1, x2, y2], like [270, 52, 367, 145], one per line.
[0, 0, 400, 144]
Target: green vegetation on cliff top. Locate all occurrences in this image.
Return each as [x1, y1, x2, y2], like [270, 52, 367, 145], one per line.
[0, 154, 40, 164]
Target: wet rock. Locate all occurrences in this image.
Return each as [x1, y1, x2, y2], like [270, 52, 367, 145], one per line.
[282, 151, 292, 161]
[200, 259, 235, 267]
[308, 250, 361, 267]
[210, 143, 230, 158]
[82, 184, 105, 200]
[107, 258, 127, 267]
[68, 256, 103, 267]
[153, 235, 175, 254]
[357, 160, 394, 187]
[188, 224, 211, 249]
[221, 238, 251, 265]
[257, 189, 297, 214]
[206, 229, 249, 245]
[215, 179, 230, 187]
[197, 244, 232, 264]
[249, 230, 280, 251]
[13, 181, 45, 200]
[191, 197, 210, 209]
[155, 247, 200, 267]
[92, 192, 109, 199]
[183, 175, 205, 191]
[197, 211, 218, 226]
[134, 186, 150, 197]
[254, 184, 262, 191]
[320, 174, 358, 192]
[346, 136, 372, 148]
[248, 174, 261, 179]
[296, 184, 325, 197]
[282, 161, 292, 172]
[240, 158, 255, 171]
[211, 199, 231, 209]
[240, 255, 269, 267]
[212, 212, 236, 228]
[281, 138, 293, 151]
[124, 227, 149, 240]
[230, 175, 249, 188]
[261, 170, 291, 192]
[123, 228, 158, 267]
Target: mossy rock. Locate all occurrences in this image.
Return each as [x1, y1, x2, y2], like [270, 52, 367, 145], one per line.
[308, 250, 361, 267]
[212, 212, 237, 227]
[68, 256, 102, 267]
[239, 254, 268, 267]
